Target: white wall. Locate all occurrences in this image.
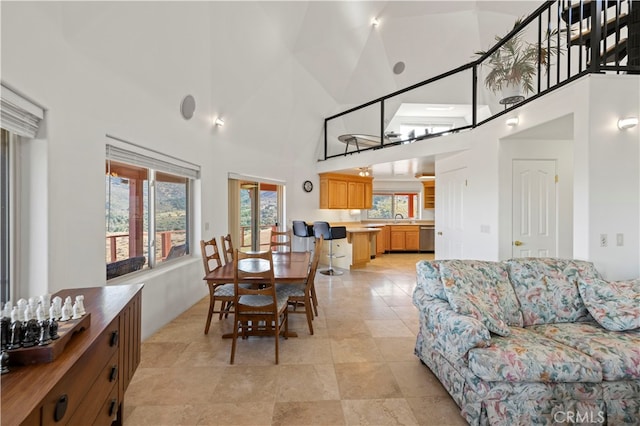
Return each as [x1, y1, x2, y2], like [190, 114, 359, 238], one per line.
[0, 2, 337, 339]
[585, 76, 640, 279]
[433, 75, 640, 279]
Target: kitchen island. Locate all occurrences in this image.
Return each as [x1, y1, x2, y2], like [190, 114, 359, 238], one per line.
[318, 227, 380, 270]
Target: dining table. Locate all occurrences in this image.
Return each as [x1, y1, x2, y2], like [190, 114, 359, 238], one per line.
[203, 250, 311, 338]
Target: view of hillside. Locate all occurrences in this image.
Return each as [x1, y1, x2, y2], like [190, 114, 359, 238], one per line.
[105, 176, 187, 262]
[105, 176, 187, 233]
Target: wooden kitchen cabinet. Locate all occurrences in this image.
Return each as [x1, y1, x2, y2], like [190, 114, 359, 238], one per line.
[319, 173, 373, 209]
[375, 225, 388, 255]
[389, 225, 420, 251]
[1, 284, 143, 426]
[423, 180, 435, 209]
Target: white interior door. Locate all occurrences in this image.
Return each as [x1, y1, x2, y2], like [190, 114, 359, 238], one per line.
[437, 167, 467, 259]
[512, 159, 557, 257]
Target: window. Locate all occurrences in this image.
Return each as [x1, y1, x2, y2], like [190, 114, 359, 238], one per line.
[367, 192, 418, 219]
[1, 84, 45, 302]
[105, 142, 198, 280]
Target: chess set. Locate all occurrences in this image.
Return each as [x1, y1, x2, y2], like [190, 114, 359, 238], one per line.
[0, 294, 91, 369]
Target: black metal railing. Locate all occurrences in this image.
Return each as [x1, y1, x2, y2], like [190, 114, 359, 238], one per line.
[323, 0, 638, 160]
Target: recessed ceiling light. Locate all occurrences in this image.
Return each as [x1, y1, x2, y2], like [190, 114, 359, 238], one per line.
[371, 17, 380, 26]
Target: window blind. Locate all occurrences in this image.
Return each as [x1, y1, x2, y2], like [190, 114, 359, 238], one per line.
[0, 84, 44, 138]
[106, 142, 200, 180]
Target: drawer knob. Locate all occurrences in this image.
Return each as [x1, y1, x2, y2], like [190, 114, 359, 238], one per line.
[54, 394, 68, 422]
[110, 330, 119, 347]
[109, 399, 118, 418]
[110, 365, 118, 382]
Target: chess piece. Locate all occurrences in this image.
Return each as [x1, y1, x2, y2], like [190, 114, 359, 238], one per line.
[22, 317, 39, 348]
[75, 295, 85, 316]
[7, 308, 22, 350]
[28, 297, 38, 312]
[1, 350, 8, 374]
[60, 297, 73, 322]
[37, 306, 51, 346]
[49, 304, 57, 321]
[40, 294, 51, 319]
[59, 303, 71, 322]
[52, 296, 62, 319]
[3, 302, 12, 319]
[16, 299, 27, 322]
[49, 316, 59, 340]
[0, 315, 9, 350]
[23, 304, 34, 322]
[71, 303, 81, 320]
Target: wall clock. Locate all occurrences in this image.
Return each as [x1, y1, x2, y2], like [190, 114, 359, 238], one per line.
[303, 180, 313, 193]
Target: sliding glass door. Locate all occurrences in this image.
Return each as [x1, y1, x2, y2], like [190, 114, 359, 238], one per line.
[230, 177, 284, 252]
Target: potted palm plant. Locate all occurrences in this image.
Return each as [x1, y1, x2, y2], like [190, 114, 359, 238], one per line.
[476, 19, 561, 104]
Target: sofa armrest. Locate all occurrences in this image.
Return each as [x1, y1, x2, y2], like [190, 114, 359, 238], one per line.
[419, 297, 492, 359]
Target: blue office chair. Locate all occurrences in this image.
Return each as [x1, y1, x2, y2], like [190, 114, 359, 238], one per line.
[313, 221, 347, 276]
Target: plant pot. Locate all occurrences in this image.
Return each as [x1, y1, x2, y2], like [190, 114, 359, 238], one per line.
[499, 85, 525, 105]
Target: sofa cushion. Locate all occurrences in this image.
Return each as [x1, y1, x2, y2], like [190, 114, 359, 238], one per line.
[416, 260, 447, 301]
[415, 297, 491, 362]
[468, 327, 602, 383]
[578, 277, 640, 331]
[528, 322, 640, 381]
[506, 258, 599, 326]
[440, 260, 523, 337]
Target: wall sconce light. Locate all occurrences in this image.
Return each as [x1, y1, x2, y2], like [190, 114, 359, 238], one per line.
[617, 117, 638, 130]
[506, 117, 519, 127]
[358, 167, 370, 177]
[214, 117, 225, 127]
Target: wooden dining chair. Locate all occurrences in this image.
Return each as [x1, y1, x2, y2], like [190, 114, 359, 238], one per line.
[230, 249, 289, 364]
[276, 236, 323, 334]
[220, 234, 235, 265]
[200, 238, 236, 333]
[269, 229, 292, 252]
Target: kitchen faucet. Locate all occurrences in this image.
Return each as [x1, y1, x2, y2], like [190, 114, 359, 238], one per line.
[394, 213, 404, 221]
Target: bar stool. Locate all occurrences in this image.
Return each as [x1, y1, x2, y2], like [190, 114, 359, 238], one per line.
[292, 221, 315, 253]
[313, 221, 346, 276]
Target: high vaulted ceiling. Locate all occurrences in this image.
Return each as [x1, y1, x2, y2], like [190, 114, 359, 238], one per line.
[5, 1, 541, 180]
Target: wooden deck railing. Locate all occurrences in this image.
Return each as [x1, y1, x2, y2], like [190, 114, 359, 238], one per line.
[106, 230, 186, 262]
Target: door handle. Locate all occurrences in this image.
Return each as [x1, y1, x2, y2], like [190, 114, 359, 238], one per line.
[513, 240, 523, 246]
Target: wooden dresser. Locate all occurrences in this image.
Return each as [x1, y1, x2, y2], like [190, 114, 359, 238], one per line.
[1, 284, 143, 426]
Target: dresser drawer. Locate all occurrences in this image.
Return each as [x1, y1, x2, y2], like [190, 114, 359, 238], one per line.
[41, 317, 119, 425]
[94, 385, 120, 426]
[67, 350, 119, 425]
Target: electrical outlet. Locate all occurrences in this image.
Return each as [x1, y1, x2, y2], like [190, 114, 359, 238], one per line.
[600, 234, 608, 247]
[616, 233, 624, 247]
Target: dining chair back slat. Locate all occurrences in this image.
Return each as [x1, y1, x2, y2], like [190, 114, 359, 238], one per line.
[277, 236, 323, 334]
[230, 250, 289, 364]
[221, 234, 235, 265]
[269, 229, 292, 252]
[200, 237, 235, 334]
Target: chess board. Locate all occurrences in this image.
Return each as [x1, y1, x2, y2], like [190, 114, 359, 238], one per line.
[7, 313, 91, 366]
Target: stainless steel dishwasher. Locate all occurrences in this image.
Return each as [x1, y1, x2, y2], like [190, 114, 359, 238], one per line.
[419, 226, 435, 252]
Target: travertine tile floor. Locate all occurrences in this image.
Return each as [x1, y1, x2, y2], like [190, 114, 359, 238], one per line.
[123, 253, 468, 425]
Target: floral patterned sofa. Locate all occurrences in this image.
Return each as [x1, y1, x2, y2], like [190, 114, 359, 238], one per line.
[413, 258, 640, 425]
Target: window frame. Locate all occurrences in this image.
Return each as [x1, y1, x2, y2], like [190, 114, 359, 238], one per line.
[105, 141, 199, 280]
[1, 129, 14, 303]
[367, 191, 419, 220]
